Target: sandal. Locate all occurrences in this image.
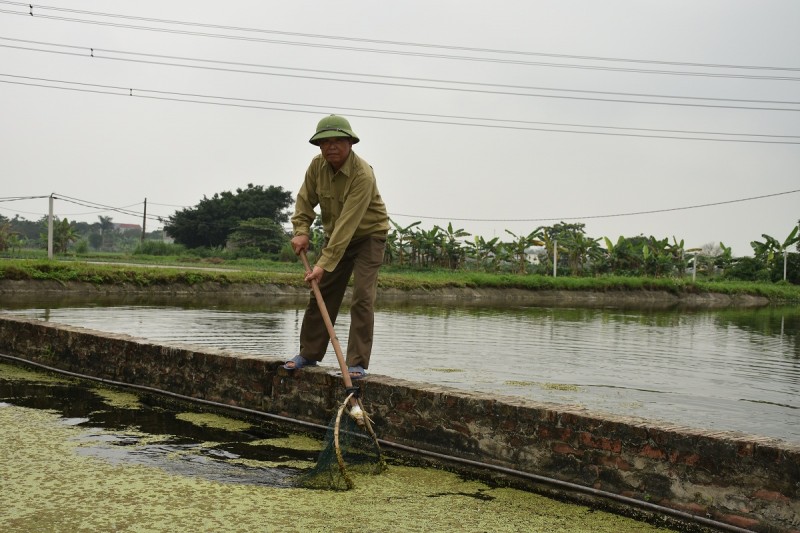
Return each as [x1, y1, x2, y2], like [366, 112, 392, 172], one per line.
[283, 355, 318, 371]
[347, 365, 367, 380]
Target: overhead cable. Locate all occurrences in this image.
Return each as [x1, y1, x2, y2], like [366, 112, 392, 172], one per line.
[1, 5, 799, 81]
[3, 37, 800, 108]
[1, 75, 799, 144]
[51, 193, 167, 222]
[9, 189, 799, 228]
[388, 189, 800, 223]
[1, 1, 799, 72]
[0, 195, 51, 202]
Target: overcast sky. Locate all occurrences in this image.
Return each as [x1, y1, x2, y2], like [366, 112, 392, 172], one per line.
[1, 1, 798, 257]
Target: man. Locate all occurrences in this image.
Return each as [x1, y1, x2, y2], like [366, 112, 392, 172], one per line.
[284, 115, 389, 380]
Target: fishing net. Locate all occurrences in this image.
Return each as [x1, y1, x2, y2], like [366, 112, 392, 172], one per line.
[297, 392, 387, 490]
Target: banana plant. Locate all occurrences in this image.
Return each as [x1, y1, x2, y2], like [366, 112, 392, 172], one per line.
[434, 222, 470, 269]
[465, 235, 500, 271]
[504, 229, 543, 274]
[560, 232, 601, 275]
[388, 219, 421, 267]
[752, 226, 800, 280]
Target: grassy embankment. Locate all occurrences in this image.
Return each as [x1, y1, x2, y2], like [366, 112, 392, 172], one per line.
[1, 255, 799, 302]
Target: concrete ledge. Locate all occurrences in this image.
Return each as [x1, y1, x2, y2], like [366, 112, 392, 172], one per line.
[0, 279, 772, 309]
[0, 314, 796, 532]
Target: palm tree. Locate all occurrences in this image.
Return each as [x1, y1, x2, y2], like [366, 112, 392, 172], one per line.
[98, 215, 115, 250]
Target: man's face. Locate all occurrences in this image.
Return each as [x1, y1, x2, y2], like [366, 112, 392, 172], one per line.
[319, 137, 352, 170]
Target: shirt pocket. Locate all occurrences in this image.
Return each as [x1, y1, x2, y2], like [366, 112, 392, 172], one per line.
[316, 185, 339, 222]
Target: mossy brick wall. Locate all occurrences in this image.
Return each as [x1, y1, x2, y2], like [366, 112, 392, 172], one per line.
[1, 314, 797, 533]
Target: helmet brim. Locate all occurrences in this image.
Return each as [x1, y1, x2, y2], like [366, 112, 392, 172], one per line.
[309, 128, 360, 146]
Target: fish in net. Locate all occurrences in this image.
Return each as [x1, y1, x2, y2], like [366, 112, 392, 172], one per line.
[297, 392, 387, 490]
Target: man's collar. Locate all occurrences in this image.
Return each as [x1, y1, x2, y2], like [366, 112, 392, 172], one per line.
[328, 150, 355, 175]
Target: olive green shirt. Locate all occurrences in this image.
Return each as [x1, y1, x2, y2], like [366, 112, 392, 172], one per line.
[292, 150, 389, 272]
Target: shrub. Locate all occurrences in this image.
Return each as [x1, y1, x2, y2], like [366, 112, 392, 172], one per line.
[722, 257, 770, 282]
[134, 240, 186, 256]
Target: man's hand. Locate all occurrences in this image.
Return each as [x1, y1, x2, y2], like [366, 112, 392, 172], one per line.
[291, 234, 310, 255]
[304, 265, 325, 284]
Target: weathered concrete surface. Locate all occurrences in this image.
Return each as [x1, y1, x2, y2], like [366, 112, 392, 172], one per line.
[1, 314, 796, 532]
[0, 279, 772, 308]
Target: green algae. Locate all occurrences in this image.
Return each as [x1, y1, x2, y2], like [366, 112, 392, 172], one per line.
[1, 404, 683, 533]
[174, 411, 253, 432]
[429, 367, 464, 373]
[91, 385, 143, 410]
[0, 361, 72, 384]
[502, 380, 581, 392]
[248, 433, 323, 452]
[505, 380, 537, 387]
[541, 382, 580, 392]
[0, 362, 688, 533]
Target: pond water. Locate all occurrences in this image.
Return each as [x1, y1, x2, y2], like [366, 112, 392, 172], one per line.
[2, 295, 799, 444]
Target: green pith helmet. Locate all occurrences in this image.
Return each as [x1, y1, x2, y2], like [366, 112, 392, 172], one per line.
[309, 114, 360, 145]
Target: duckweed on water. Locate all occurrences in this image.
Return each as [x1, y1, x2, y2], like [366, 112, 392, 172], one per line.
[541, 382, 581, 392]
[174, 411, 253, 432]
[247, 434, 323, 452]
[91, 386, 143, 410]
[0, 361, 72, 384]
[0, 362, 685, 532]
[504, 380, 537, 387]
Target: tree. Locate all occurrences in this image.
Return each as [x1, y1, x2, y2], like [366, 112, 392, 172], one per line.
[9, 215, 44, 244]
[435, 222, 470, 269]
[504, 229, 543, 274]
[537, 222, 589, 276]
[165, 184, 293, 249]
[464, 235, 500, 271]
[39, 217, 78, 254]
[388, 219, 421, 266]
[226, 217, 289, 255]
[561, 231, 602, 276]
[0, 217, 16, 252]
[98, 216, 114, 250]
[751, 226, 800, 281]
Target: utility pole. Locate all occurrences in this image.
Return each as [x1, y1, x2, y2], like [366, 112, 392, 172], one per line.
[552, 240, 558, 278]
[141, 197, 147, 244]
[47, 194, 54, 260]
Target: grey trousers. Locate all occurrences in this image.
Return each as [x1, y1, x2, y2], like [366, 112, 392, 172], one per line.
[299, 235, 386, 369]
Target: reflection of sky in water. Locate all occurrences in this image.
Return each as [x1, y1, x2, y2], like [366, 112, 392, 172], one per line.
[5, 303, 800, 444]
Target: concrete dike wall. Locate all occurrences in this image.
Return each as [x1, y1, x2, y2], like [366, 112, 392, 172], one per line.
[1, 313, 797, 533]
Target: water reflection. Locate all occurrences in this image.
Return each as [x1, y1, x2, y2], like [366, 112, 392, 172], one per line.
[2, 295, 799, 443]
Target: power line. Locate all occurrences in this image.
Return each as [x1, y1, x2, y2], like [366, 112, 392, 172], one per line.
[2, 5, 800, 81]
[0, 195, 50, 202]
[2, 75, 799, 144]
[10, 189, 798, 230]
[2, 1, 800, 74]
[0, 194, 176, 222]
[3, 73, 799, 140]
[148, 201, 190, 208]
[3, 37, 800, 109]
[388, 189, 800, 223]
[6, 44, 800, 112]
[51, 194, 168, 222]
